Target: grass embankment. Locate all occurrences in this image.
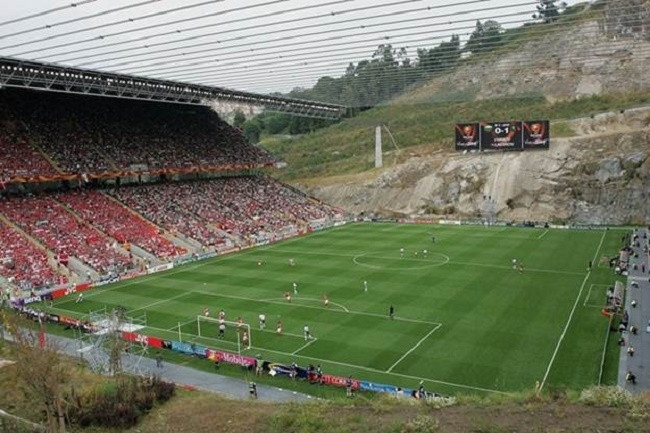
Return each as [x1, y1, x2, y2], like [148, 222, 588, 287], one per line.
[104, 387, 650, 433]
[1, 342, 648, 433]
[262, 91, 650, 181]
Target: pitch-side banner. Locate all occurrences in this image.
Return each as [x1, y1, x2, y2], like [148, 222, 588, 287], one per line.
[454, 123, 480, 151]
[480, 121, 522, 151]
[522, 120, 550, 149]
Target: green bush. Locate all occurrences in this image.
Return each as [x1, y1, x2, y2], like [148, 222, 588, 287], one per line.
[579, 386, 634, 407]
[68, 375, 176, 428]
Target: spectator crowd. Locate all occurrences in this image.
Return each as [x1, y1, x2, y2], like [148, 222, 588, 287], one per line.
[2, 89, 274, 176]
[0, 88, 343, 291]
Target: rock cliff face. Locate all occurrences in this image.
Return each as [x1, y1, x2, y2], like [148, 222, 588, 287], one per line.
[301, 108, 650, 224]
[397, 6, 650, 103]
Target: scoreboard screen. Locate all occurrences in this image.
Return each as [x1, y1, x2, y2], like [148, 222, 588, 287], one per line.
[454, 123, 480, 151]
[480, 121, 522, 151]
[522, 120, 550, 149]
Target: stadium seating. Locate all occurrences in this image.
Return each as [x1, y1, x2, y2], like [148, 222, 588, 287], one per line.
[3, 89, 274, 175]
[0, 101, 59, 179]
[109, 177, 340, 246]
[109, 183, 230, 248]
[0, 196, 132, 275]
[56, 190, 186, 259]
[0, 220, 64, 289]
[0, 89, 342, 287]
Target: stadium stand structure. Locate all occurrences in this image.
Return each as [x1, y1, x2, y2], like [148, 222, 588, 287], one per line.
[0, 88, 344, 291]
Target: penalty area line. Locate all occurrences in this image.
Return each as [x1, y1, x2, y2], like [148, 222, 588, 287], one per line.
[386, 323, 442, 373]
[291, 337, 318, 355]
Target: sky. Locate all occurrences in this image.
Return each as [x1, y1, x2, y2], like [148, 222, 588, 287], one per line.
[0, 0, 583, 94]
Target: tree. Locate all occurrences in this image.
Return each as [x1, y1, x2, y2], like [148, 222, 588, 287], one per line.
[232, 109, 246, 129]
[242, 119, 262, 143]
[2, 313, 70, 432]
[418, 35, 461, 74]
[533, 0, 567, 23]
[465, 21, 503, 54]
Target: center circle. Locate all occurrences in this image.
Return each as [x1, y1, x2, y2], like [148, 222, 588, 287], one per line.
[352, 251, 449, 270]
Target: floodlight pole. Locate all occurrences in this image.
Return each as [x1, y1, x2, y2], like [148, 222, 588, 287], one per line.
[375, 126, 383, 168]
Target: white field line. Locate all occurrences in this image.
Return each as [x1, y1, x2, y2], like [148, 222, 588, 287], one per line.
[50, 288, 439, 327]
[537, 229, 549, 239]
[244, 343, 509, 395]
[191, 291, 440, 326]
[45, 303, 502, 395]
[386, 323, 442, 373]
[540, 229, 607, 390]
[259, 297, 349, 313]
[291, 337, 318, 355]
[127, 291, 192, 315]
[270, 248, 584, 276]
[582, 284, 594, 307]
[167, 318, 196, 331]
[583, 284, 609, 307]
[448, 261, 583, 276]
[77, 246, 264, 301]
[152, 323, 306, 340]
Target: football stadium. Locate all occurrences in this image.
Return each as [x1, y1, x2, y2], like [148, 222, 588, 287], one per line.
[1, 0, 650, 431]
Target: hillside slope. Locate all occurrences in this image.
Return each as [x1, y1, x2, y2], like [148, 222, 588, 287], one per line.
[299, 107, 650, 224]
[267, 3, 650, 224]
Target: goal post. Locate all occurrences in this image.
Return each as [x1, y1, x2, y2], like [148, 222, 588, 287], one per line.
[196, 315, 252, 350]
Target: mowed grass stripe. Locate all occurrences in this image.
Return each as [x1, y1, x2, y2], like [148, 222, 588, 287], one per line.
[41, 223, 620, 394]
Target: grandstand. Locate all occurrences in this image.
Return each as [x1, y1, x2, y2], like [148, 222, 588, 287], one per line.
[0, 85, 344, 291]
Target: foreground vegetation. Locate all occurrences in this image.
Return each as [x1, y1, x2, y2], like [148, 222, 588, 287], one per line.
[1, 353, 648, 433]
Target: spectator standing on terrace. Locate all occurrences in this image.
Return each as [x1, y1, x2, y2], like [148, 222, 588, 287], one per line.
[626, 371, 637, 385]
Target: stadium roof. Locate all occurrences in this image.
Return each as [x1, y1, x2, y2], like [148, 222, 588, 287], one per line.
[0, 0, 588, 100]
[0, 56, 346, 119]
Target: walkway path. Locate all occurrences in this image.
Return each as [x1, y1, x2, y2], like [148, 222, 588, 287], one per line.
[618, 227, 650, 393]
[2, 331, 314, 403]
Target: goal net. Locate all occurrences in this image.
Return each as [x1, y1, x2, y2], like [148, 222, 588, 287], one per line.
[195, 315, 252, 350]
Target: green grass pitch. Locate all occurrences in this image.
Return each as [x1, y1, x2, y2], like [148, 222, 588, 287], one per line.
[43, 223, 625, 396]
